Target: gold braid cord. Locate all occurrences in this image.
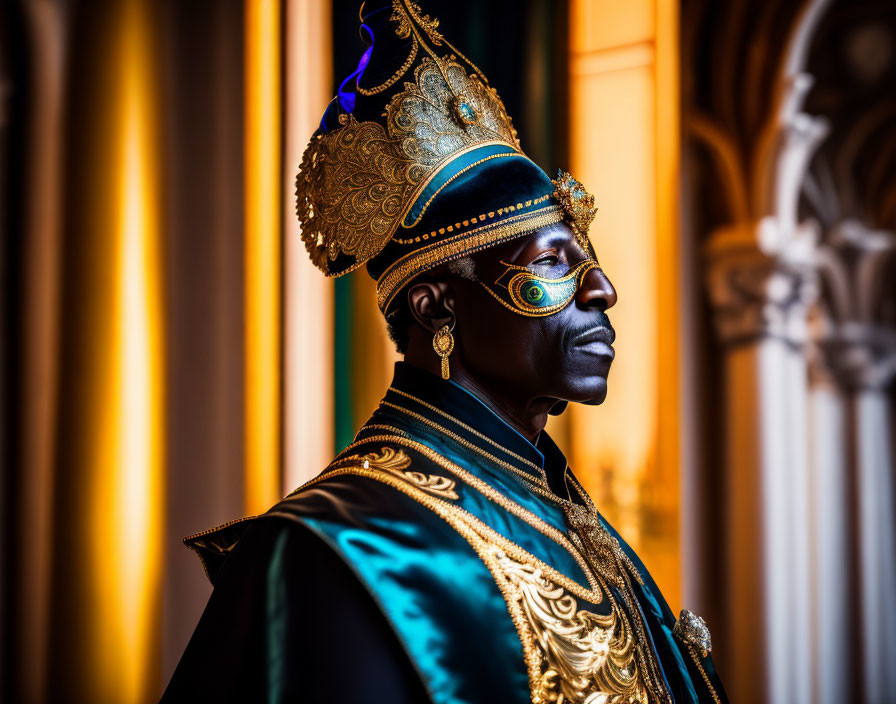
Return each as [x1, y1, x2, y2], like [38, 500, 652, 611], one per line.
[289, 446, 655, 704]
[565, 500, 674, 703]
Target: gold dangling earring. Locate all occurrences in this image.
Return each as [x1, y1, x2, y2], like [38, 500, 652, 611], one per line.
[432, 323, 455, 380]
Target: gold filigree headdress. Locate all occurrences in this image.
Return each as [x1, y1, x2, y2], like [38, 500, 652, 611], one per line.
[296, 53, 522, 274]
[295, 1, 526, 274]
[294, 0, 599, 313]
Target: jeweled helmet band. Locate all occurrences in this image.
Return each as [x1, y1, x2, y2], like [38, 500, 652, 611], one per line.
[376, 201, 563, 313]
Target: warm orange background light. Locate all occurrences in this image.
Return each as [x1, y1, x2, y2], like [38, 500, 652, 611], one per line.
[568, 0, 681, 608]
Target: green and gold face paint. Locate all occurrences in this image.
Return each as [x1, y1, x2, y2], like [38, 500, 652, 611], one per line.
[480, 258, 598, 317]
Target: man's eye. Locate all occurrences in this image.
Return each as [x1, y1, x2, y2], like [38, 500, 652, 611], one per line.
[532, 255, 559, 266]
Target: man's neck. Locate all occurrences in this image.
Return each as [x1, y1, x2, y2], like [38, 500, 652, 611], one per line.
[401, 356, 552, 443]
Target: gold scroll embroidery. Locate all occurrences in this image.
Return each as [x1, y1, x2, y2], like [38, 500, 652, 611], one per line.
[490, 545, 648, 703]
[344, 446, 459, 500]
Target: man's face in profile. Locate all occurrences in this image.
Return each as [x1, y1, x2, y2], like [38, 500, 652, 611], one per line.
[448, 222, 617, 409]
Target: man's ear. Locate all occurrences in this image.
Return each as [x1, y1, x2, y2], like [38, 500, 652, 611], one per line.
[407, 281, 455, 334]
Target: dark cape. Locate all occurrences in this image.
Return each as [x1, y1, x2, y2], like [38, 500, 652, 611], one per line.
[162, 363, 727, 703]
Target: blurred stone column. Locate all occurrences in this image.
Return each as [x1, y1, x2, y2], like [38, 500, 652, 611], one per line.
[814, 220, 896, 704]
[854, 386, 896, 704]
[704, 219, 818, 704]
[805, 358, 849, 704]
[696, 13, 829, 687]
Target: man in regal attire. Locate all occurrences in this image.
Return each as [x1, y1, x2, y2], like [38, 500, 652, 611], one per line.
[162, 1, 727, 702]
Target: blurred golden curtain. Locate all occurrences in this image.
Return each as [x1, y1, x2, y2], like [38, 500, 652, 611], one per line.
[49, 1, 166, 700]
[244, 0, 282, 515]
[3, 0, 333, 701]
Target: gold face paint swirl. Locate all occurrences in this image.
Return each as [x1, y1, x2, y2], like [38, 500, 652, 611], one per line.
[481, 258, 598, 317]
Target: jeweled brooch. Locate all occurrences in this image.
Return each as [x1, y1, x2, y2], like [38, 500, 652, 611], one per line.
[551, 170, 597, 252]
[673, 609, 712, 658]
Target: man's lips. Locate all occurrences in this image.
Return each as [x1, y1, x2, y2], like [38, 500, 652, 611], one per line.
[571, 326, 614, 345]
[569, 324, 616, 358]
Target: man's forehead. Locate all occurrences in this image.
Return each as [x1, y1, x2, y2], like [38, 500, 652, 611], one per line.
[474, 222, 582, 264]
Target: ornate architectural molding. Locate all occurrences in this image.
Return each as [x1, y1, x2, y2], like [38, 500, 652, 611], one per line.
[816, 323, 896, 391]
[811, 219, 896, 391]
[704, 219, 820, 346]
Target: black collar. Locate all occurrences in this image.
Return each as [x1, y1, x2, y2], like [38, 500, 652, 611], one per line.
[366, 362, 572, 496]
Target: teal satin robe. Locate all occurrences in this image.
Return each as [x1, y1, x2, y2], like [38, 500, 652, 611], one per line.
[164, 363, 727, 703]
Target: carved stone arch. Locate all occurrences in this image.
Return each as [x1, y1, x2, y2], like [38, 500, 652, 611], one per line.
[802, 2, 896, 228]
[801, 1, 896, 334]
[684, 0, 830, 232]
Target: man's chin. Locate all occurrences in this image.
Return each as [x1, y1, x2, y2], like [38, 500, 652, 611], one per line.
[569, 377, 608, 406]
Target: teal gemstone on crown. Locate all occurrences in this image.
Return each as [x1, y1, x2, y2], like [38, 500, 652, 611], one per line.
[454, 96, 478, 125]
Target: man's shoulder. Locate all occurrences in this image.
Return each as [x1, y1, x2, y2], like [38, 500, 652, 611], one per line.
[184, 439, 457, 584]
[283, 440, 459, 508]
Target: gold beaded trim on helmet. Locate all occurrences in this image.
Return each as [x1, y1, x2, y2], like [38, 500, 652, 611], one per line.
[376, 202, 563, 312]
[391, 193, 552, 245]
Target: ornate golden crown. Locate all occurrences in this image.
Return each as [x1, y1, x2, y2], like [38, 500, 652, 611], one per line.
[295, 1, 523, 277]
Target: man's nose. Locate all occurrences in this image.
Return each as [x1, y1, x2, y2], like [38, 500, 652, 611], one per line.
[576, 265, 617, 310]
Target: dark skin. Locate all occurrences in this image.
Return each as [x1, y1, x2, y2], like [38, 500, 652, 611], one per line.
[403, 222, 617, 443]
